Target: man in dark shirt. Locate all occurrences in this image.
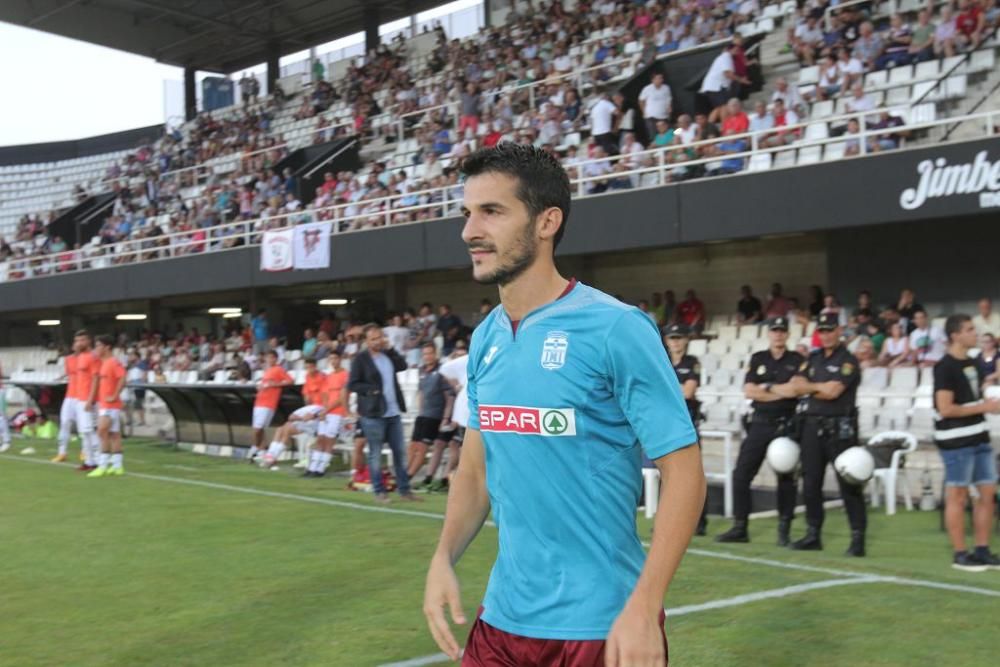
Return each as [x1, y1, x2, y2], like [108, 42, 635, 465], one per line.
[717, 317, 803, 545]
[933, 314, 1000, 571]
[736, 285, 763, 324]
[789, 313, 866, 556]
[407, 344, 454, 483]
[897, 288, 924, 333]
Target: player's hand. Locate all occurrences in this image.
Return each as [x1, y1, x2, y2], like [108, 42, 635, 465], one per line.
[605, 601, 665, 667]
[440, 420, 456, 430]
[985, 398, 1000, 414]
[423, 553, 466, 661]
[84, 401, 94, 411]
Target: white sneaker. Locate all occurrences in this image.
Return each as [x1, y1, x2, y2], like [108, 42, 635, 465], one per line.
[20, 447, 36, 455]
[0, 442, 10, 453]
[269, 465, 280, 472]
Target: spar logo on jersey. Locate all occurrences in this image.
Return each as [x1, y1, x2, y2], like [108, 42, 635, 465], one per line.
[478, 405, 577, 436]
[541, 331, 569, 370]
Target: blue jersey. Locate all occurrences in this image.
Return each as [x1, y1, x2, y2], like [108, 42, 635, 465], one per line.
[467, 281, 697, 640]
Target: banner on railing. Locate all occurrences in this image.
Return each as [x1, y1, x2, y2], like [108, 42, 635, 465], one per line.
[260, 229, 294, 272]
[293, 221, 332, 270]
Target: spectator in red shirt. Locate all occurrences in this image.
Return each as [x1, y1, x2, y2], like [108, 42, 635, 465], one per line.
[956, 0, 987, 48]
[677, 289, 706, 333]
[721, 98, 750, 135]
[483, 123, 504, 148]
[765, 283, 793, 318]
[320, 171, 338, 196]
[729, 34, 754, 99]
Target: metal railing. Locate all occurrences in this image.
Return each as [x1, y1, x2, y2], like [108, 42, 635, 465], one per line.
[2, 108, 995, 285]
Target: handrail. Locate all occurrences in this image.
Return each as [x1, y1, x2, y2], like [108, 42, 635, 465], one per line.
[1, 108, 995, 284]
[912, 26, 999, 108]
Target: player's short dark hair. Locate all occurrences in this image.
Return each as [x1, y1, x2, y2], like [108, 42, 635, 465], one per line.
[305, 357, 317, 365]
[74, 329, 91, 340]
[264, 349, 278, 359]
[460, 142, 571, 249]
[422, 342, 437, 352]
[362, 323, 381, 337]
[945, 314, 971, 342]
[96, 334, 113, 347]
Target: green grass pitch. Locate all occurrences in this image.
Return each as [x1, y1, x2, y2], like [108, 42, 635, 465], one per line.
[1, 437, 998, 667]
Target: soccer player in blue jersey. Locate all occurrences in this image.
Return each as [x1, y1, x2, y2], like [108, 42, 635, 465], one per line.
[423, 143, 706, 667]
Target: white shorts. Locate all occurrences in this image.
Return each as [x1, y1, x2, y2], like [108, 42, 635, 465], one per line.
[319, 414, 343, 438]
[60, 397, 79, 427]
[252, 406, 276, 430]
[75, 401, 98, 433]
[98, 408, 122, 433]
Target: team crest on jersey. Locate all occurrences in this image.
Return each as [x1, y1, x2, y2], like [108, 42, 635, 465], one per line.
[541, 331, 569, 370]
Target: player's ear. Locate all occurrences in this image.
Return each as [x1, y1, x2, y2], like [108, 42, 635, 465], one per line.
[536, 207, 563, 244]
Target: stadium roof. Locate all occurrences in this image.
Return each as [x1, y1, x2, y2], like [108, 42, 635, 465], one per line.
[2, 0, 451, 73]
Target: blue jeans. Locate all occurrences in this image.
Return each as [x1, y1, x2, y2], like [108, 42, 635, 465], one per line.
[360, 415, 410, 495]
[939, 442, 998, 487]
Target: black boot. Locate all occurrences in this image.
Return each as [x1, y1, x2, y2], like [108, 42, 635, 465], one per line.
[790, 526, 823, 551]
[695, 516, 708, 536]
[776, 518, 792, 547]
[715, 520, 750, 543]
[845, 530, 866, 557]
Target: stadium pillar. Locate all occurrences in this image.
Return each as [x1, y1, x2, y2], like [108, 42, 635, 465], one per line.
[483, 0, 492, 27]
[364, 6, 380, 54]
[184, 67, 197, 121]
[266, 42, 281, 96]
[386, 275, 407, 312]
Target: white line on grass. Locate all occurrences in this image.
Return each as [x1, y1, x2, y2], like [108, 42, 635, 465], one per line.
[5, 454, 999, 601]
[379, 653, 452, 667]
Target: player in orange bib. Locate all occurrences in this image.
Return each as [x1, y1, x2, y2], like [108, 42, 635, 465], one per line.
[305, 351, 349, 477]
[248, 350, 293, 464]
[87, 335, 127, 478]
[75, 330, 102, 470]
[261, 357, 323, 471]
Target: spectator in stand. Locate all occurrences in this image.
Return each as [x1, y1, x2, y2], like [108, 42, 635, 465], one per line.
[876, 14, 914, 70]
[814, 54, 845, 101]
[880, 321, 911, 367]
[765, 283, 793, 319]
[844, 118, 879, 156]
[909, 309, 948, 367]
[678, 289, 706, 333]
[897, 288, 924, 332]
[749, 100, 774, 135]
[721, 98, 750, 135]
[458, 82, 481, 138]
[856, 338, 879, 369]
[852, 21, 884, 72]
[251, 310, 269, 354]
[844, 83, 876, 119]
[837, 48, 865, 92]
[910, 10, 937, 62]
[977, 333, 1000, 385]
[639, 72, 673, 142]
[793, 15, 825, 66]
[736, 285, 763, 323]
[763, 98, 801, 148]
[956, 0, 987, 49]
[652, 119, 675, 146]
[619, 132, 645, 168]
[868, 111, 910, 151]
[973, 298, 1000, 336]
[935, 5, 960, 57]
[589, 91, 619, 156]
[301, 328, 317, 359]
[583, 145, 613, 194]
[435, 304, 462, 340]
[770, 77, 806, 118]
[700, 44, 738, 123]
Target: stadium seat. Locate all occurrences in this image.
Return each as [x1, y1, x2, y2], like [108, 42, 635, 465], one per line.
[747, 153, 772, 172]
[889, 65, 914, 86]
[688, 339, 708, 356]
[719, 354, 743, 371]
[914, 60, 941, 81]
[861, 367, 889, 391]
[811, 99, 834, 119]
[887, 367, 918, 394]
[708, 339, 729, 356]
[865, 70, 888, 89]
[797, 145, 822, 165]
[798, 65, 820, 86]
[773, 150, 796, 169]
[868, 431, 918, 515]
[824, 141, 846, 161]
[968, 49, 995, 73]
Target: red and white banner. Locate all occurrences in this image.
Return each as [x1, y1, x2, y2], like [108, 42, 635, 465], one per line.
[260, 229, 294, 271]
[293, 221, 332, 270]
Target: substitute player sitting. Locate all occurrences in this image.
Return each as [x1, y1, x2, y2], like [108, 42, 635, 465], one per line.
[304, 351, 349, 478]
[263, 357, 325, 471]
[424, 144, 705, 667]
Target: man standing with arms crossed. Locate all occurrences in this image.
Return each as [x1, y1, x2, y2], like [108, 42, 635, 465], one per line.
[933, 314, 1000, 570]
[424, 143, 704, 666]
[87, 335, 128, 477]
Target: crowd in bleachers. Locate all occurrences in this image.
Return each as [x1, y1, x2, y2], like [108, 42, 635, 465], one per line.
[2, 0, 999, 281]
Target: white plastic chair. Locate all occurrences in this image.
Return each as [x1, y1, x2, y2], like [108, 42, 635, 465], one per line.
[867, 431, 918, 515]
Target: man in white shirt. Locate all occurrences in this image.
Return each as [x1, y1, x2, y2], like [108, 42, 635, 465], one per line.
[770, 77, 806, 117]
[589, 92, 619, 155]
[583, 145, 613, 193]
[844, 82, 877, 123]
[639, 72, 673, 142]
[909, 310, 948, 367]
[973, 298, 1000, 337]
[700, 44, 736, 115]
[383, 314, 410, 355]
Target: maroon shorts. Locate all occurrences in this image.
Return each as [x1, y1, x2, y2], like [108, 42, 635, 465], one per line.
[462, 608, 668, 667]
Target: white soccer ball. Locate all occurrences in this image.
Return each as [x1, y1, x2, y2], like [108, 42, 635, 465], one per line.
[834, 446, 876, 485]
[766, 437, 800, 474]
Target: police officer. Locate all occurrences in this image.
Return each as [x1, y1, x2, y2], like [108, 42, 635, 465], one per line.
[716, 316, 803, 546]
[789, 312, 866, 557]
[664, 324, 708, 534]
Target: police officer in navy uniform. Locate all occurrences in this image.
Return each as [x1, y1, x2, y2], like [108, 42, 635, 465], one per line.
[664, 323, 709, 534]
[716, 316, 803, 546]
[789, 312, 867, 557]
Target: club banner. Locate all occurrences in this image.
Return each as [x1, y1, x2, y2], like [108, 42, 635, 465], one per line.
[260, 229, 294, 272]
[293, 221, 332, 270]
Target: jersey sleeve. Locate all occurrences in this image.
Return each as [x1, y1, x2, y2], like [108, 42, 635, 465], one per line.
[831, 355, 861, 388]
[606, 309, 697, 460]
[743, 353, 760, 385]
[466, 331, 482, 430]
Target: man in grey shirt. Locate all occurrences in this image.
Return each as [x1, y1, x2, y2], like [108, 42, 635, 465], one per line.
[459, 82, 481, 138]
[407, 343, 454, 482]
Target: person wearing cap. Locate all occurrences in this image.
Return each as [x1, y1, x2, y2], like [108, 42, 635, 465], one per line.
[664, 323, 709, 534]
[788, 312, 866, 556]
[716, 317, 804, 545]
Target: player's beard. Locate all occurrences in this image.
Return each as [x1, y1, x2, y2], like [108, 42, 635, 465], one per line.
[470, 218, 538, 287]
